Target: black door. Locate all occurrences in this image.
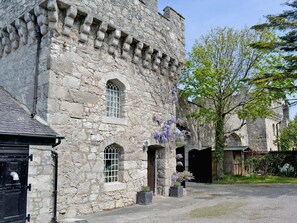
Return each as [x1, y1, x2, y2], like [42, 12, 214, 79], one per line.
[0, 145, 29, 223]
[189, 148, 212, 183]
[147, 149, 156, 193]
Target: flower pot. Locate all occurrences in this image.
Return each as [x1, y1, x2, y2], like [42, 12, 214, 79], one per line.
[136, 191, 153, 205]
[169, 186, 183, 197]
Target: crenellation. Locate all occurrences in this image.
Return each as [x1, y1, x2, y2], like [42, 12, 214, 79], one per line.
[24, 13, 37, 43]
[143, 46, 153, 68]
[7, 24, 19, 51]
[15, 18, 28, 45]
[79, 14, 93, 43]
[132, 41, 143, 64]
[1, 30, 11, 54]
[161, 54, 170, 75]
[108, 29, 121, 55]
[169, 58, 179, 80]
[0, 0, 184, 76]
[34, 6, 48, 35]
[47, 0, 59, 31]
[62, 6, 77, 36]
[152, 50, 162, 71]
[121, 35, 133, 59]
[94, 21, 108, 49]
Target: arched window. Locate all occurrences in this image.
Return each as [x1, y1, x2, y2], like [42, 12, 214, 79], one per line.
[104, 144, 121, 183]
[226, 133, 242, 147]
[106, 81, 121, 118]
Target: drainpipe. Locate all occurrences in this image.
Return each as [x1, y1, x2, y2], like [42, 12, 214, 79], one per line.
[31, 22, 42, 118]
[51, 138, 61, 223]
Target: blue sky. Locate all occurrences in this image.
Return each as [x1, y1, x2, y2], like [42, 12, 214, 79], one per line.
[158, 0, 296, 118]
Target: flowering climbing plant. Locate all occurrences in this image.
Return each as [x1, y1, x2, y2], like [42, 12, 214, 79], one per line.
[152, 115, 179, 143]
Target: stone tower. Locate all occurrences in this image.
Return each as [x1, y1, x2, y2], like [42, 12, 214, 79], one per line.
[0, 0, 185, 222]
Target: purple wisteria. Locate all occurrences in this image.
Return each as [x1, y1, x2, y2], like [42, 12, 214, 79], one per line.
[152, 115, 179, 143]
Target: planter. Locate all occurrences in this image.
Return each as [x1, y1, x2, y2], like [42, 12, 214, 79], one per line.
[136, 191, 153, 205]
[169, 186, 183, 197]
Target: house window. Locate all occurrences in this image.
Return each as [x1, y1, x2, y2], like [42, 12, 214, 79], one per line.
[106, 81, 121, 118]
[104, 144, 120, 183]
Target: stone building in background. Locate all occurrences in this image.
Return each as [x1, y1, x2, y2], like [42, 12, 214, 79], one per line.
[177, 98, 290, 177]
[0, 0, 185, 222]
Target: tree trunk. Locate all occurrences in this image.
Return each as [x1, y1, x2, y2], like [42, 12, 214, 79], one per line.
[215, 111, 225, 179]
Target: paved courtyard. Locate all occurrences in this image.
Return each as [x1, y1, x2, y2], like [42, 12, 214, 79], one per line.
[78, 183, 297, 223]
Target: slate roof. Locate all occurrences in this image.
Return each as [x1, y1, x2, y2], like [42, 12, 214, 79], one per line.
[0, 87, 59, 138]
[224, 146, 252, 152]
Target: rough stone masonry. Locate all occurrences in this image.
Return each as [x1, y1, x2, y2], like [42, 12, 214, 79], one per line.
[0, 0, 185, 222]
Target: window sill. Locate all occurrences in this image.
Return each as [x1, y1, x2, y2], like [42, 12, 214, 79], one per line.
[102, 116, 128, 125]
[103, 182, 127, 192]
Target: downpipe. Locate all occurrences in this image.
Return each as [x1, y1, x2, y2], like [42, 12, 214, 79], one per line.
[51, 138, 61, 223]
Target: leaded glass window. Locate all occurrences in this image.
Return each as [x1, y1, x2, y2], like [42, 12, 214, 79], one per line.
[106, 81, 121, 118]
[104, 145, 119, 183]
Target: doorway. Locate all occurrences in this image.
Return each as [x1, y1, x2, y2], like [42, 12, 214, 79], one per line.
[147, 148, 156, 193]
[189, 148, 212, 183]
[0, 145, 30, 223]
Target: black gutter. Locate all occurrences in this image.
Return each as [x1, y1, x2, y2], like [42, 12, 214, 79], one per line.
[31, 21, 42, 118]
[51, 138, 61, 223]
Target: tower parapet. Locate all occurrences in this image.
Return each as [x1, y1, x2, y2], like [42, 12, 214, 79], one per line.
[0, 0, 185, 62]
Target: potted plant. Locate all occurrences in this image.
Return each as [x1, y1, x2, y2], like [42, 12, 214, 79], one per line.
[136, 186, 153, 205]
[169, 170, 194, 197]
[169, 180, 183, 197]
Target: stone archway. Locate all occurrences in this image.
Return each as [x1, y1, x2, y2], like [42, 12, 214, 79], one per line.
[226, 133, 242, 146]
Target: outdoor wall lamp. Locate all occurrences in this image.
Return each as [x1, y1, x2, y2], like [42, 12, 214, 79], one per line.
[143, 140, 149, 151]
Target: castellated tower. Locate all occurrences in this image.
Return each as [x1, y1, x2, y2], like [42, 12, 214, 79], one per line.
[0, 0, 185, 222]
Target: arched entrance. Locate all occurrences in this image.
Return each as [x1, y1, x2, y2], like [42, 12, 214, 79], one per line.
[188, 148, 212, 183]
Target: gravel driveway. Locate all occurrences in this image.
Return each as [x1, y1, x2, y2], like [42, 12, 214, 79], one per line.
[81, 183, 297, 223]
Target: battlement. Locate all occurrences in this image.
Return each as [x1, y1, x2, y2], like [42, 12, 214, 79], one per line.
[0, 0, 185, 60]
[0, 0, 185, 78]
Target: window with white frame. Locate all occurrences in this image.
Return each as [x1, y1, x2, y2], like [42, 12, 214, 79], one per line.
[104, 144, 120, 183]
[106, 81, 121, 118]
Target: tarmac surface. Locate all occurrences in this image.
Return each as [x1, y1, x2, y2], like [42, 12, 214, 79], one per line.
[76, 183, 297, 223]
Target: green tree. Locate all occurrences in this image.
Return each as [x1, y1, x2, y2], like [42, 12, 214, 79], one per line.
[250, 1, 297, 94]
[180, 27, 280, 179]
[277, 115, 297, 150]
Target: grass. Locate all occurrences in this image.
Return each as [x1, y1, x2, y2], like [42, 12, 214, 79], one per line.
[188, 202, 245, 218]
[215, 174, 297, 184]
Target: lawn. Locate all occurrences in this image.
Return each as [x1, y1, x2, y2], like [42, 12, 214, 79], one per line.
[215, 174, 297, 184]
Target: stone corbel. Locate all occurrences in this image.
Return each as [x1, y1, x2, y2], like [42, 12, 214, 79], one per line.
[143, 46, 153, 68]
[94, 22, 107, 48]
[79, 15, 93, 43]
[152, 51, 162, 72]
[63, 6, 77, 36]
[47, 0, 58, 31]
[24, 13, 36, 44]
[169, 58, 178, 80]
[161, 54, 170, 75]
[121, 35, 132, 59]
[1, 30, 11, 54]
[108, 29, 121, 55]
[7, 24, 19, 50]
[133, 42, 143, 64]
[15, 18, 28, 45]
[34, 6, 48, 36]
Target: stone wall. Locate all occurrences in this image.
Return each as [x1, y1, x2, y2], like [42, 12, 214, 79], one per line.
[28, 146, 54, 223]
[0, 0, 184, 220]
[48, 27, 177, 218]
[0, 0, 185, 62]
